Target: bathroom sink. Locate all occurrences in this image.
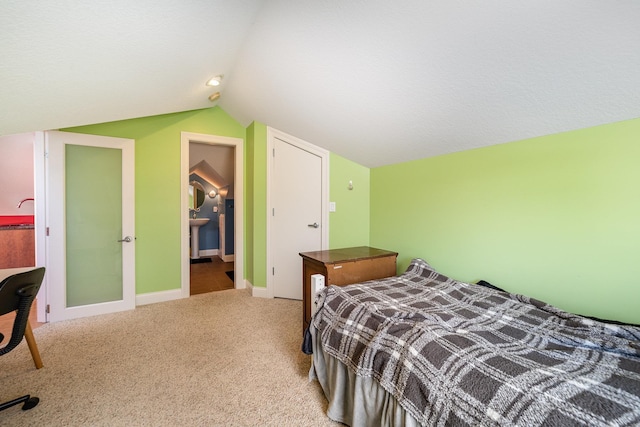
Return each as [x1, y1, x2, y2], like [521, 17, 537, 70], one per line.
[189, 218, 210, 259]
[189, 218, 210, 227]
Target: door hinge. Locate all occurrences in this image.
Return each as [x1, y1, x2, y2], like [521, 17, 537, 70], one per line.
[273, 148, 275, 157]
[272, 267, 275, 275]
[272, 208, 275, 216]
[46, 227, 50, 236]
[44, 151, 49, 159]
[46, 304, 50, 314]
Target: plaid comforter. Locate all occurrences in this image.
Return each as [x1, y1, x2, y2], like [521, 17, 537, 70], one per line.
[312, 259, 640, 426]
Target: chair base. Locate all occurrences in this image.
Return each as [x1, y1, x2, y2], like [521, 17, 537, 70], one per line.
[0, 395, 39, 412]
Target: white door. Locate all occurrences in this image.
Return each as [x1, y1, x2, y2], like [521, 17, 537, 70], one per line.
[46, 131, 135, 322]
[270, 130, 328, 300]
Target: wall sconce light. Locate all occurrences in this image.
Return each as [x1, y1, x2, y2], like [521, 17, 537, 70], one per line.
[208, 188, 218, 198]
[218, 186, 229, 198]
[208, 92, 221, 102]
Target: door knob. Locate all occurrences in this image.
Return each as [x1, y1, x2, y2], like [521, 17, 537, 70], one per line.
[307, 223, 319, 228]
[117, 236, 133, 243]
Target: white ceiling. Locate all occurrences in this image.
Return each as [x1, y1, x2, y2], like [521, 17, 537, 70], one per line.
[2, 1, 640, 168]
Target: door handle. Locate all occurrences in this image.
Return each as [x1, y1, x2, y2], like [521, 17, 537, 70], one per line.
[307, 223, 319, 228]
[117, 236, 133, 243]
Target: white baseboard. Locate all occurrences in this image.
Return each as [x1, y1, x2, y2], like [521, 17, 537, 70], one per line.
[250, 282, 270, 298]
[137, 280, 262, 305]
[196, 248, 234, 263]
[136, 288, 184, 306]
[219, 253, 235, 262]
[198, 249, 218, 257]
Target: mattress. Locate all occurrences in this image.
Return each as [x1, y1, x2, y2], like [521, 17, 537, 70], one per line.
[308, 258, 640, 426]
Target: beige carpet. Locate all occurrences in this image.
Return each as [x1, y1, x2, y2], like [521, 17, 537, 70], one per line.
[0, 289, 340, 426]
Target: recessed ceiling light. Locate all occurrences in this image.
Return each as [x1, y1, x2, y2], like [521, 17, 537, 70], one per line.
[206, 75, 223, 87]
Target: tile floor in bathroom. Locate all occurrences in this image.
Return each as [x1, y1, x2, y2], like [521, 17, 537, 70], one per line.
[190, 256, 235, 295]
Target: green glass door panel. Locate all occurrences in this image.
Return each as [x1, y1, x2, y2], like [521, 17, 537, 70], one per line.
[65, 145, 123, 307]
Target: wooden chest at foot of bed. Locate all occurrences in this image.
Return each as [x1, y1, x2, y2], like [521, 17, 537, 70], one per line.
[299, 246, 398, 333]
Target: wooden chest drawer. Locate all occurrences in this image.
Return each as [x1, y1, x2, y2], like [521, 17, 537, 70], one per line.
[300, 246, 397, 333]
[326, 256, 396, 286]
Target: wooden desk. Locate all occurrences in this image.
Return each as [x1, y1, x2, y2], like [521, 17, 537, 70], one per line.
[299, 246, 397, 333]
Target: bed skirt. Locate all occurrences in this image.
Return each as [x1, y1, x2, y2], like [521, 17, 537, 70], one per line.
[309, 324, 421, 427]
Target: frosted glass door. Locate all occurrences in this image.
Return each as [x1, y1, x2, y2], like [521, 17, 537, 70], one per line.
[46, 131, 135, 322]
[65, 145, 123, 307]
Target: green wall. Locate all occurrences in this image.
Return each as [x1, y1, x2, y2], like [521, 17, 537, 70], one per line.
[245, 121, 268, 287]
[329, 153, 370, 249]
[245, 123, 256, 286]
[371, 118, 640, 324]
[62, 111, 370, 293]
[59, 104, 638, 324]
[63, 107, 246, 295]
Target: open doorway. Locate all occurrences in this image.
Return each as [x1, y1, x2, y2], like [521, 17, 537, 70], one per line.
[188, 142, 235, 294]
[0, 132, 41, 336]
[180, 132, 244, 297]
[0, 133, 35, 270]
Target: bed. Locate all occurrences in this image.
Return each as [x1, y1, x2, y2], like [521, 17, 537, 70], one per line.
[305, 258, 640, 426]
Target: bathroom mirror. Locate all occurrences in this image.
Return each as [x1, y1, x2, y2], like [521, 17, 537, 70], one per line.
[189, 181, 206, 210]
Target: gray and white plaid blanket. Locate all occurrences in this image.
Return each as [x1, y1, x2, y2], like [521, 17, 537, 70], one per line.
[312, 258, 640, 426]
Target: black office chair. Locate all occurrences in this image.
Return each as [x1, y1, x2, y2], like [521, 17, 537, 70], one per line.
[0, 267, 45, 412]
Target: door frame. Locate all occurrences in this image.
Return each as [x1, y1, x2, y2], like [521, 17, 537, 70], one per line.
[34, 131, 47, 322]
[180, 132, 244, 296]
[266, 127, 329, 299]
[44, 131, 136, 322]
[7, 131, 48, 322]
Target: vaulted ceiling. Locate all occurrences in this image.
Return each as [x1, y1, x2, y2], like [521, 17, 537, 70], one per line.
[2, 1, 639, 167]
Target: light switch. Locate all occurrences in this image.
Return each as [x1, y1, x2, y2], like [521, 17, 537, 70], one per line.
[329, 202, 336, 212]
